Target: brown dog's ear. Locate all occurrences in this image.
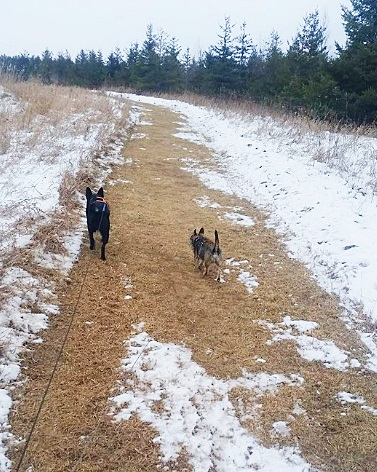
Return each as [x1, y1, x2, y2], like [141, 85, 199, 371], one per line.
[199, 227, 204, 234]
[98, 187, 104, 198]
[86, 187, 92, 199]
[215, 230, 219, 243]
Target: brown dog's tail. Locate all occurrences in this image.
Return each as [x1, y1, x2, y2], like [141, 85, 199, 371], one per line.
[214, 230, 220, 253]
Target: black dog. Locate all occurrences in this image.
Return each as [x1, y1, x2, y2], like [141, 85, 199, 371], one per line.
[85, 187, 110, 260]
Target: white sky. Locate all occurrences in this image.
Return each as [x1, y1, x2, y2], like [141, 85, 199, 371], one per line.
[1, 0, 351, 59]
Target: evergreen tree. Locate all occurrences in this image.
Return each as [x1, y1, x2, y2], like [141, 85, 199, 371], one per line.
[205, 16, 238, 95]
[156, 29, 168, 62]
[54, 51, 75, 85]
[286, 9, 328, 81]
[254, 31, 288, 101]
[106, 48, 122, 80]
[331, 0, 377, 122]
[1, 53, 40, 80]
[234, 22, 254, 66]
[139, 24, 161, 91]
[342, 0, 377, 46]
[74, 49, 88, 86]
[290, 10, 327, 57]
[186, 52, 208, 95]
[244, 46, 264, 100]
[74, 50, 105, 87]
[87, 50, 106, 87]
[39, 49, 54, 84]
[126, 43, 140, 88]
[283, 10, 333, 115]
[212, 16, 235, 61]
[182, 48, 192, 90]
[160, 37, 184, 92]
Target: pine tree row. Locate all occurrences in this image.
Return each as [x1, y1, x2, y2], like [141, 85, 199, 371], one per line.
[1, 1, 376, 124]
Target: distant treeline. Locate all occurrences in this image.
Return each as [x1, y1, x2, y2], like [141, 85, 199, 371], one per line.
[1, 0, 377, 124]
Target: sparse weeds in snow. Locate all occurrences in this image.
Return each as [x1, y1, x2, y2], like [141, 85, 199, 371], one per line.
[0, 335, 10, 361]
[0, 78, 126, 161]
[178, 92, 377, 196]
[59, 169, 81, 211]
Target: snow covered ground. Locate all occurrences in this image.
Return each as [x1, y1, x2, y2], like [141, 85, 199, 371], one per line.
[0, 83, 376, 470]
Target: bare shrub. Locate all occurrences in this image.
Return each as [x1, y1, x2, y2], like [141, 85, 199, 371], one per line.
[34, 225, 68, 256]
[59, 169, 81, 210]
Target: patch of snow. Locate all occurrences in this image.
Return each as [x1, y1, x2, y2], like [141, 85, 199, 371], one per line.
[337, 392, 377, 416]
[272, 421, 291, 438]
[260, 316, 361, 371]
[222, 211, 255, 226]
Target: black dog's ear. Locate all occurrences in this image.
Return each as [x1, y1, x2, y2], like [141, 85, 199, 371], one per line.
[199, 227, 204, 234]
[193, 229, 197, 235]
[98, 187, 104, 198]
[86, 187, 92, 200]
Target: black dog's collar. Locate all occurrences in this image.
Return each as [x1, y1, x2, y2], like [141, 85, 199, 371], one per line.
[90, 196, 110, 211]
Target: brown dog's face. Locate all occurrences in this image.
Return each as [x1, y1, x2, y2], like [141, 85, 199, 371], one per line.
[190, 227, 204, 242]
[190, 229, 202, 259]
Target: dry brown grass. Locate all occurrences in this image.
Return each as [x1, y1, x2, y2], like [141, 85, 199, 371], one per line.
[9, 102, 377, 472]
[0, 78, 126, 151]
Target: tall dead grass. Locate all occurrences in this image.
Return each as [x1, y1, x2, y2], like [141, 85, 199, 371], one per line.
[0, 77, 120, 135]
[177, 92, 377, 136]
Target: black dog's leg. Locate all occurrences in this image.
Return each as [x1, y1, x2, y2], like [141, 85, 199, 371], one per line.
[89, 230, 95, 251]
[100, 242, 106, 261]
[100, 228, 109, 261]
[86, 187, 96, 252]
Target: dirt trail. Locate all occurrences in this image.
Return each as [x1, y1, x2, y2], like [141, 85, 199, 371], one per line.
[10, 103, 376, 471]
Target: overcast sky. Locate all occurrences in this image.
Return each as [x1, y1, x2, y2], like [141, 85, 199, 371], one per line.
[1, 0, 352, 59]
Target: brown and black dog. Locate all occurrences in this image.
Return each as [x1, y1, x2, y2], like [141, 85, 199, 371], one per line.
[190, 227, 222, 281]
